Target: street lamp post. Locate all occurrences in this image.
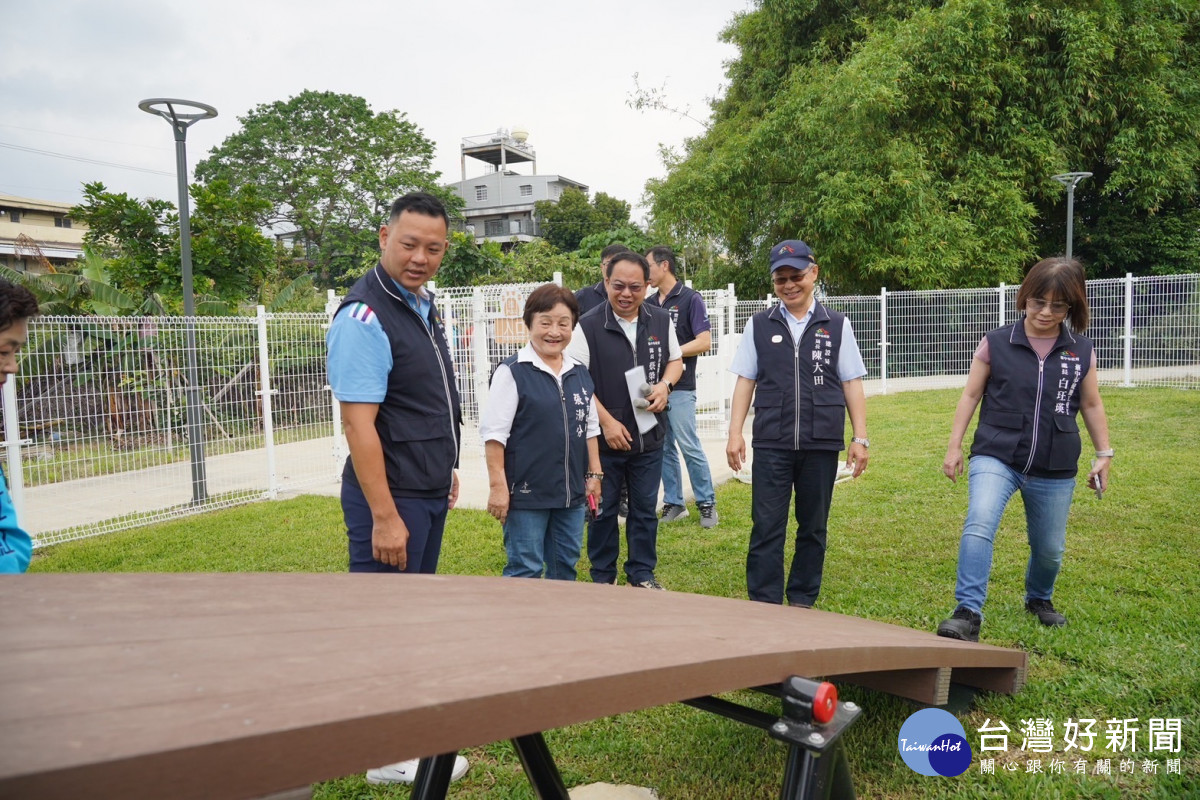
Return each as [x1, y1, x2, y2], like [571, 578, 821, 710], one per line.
[1050, 172, 1092, 260]
[139, 98, 217, 505]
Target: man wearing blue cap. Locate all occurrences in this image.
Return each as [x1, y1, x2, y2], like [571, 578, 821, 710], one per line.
[725, 240, 870, 607]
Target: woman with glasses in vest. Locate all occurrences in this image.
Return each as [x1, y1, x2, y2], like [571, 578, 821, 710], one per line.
[481, 284, 603, 580]
[937, 257, 1113, 642]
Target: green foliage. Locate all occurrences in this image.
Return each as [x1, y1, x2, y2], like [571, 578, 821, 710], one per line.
[72, 181, 175, 297]
[194, 90, 459, 288]
[184, 180, 275, 302]
[535, 188, 636, 252]
[436, 231, 513, 286]
[575, 224, 655, 261]
[71, 181, 273, 310]
[650, 0, 1200, 295]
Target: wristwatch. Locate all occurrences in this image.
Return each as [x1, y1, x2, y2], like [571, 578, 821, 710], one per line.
[664, 380, 675, 393]
[851, 437, 870, 448]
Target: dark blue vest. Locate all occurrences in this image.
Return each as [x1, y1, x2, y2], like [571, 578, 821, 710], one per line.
[338, 265, 462, 497]
[574, 281, 608, 316]
[970, 320, 1093, 478]
[650, 282, 704, 392]
[578, 302, 673, 454]
[499, 356, 594, 509]
[750, 302, 847, 452]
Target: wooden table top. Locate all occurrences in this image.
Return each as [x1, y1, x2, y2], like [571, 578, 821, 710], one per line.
[0, 573, 1025, 799]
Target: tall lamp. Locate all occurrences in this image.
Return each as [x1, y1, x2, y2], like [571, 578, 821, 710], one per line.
[1050, 172, 1092, 260]
[138, 98, 217, 504]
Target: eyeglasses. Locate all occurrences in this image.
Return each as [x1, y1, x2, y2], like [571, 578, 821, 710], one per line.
[1028, 298, 1070, 315]
[772, 267, 813, 287]
[609, 282, 644, 295]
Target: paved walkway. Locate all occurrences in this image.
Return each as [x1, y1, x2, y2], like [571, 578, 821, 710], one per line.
[24, 427, 742, 538]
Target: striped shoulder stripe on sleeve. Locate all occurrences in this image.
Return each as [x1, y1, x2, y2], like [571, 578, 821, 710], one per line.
[347, 302, 376, 324]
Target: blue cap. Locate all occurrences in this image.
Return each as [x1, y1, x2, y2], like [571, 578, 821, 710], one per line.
[769, 240, 816, 272]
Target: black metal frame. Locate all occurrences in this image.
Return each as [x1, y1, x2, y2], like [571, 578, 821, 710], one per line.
[410, 676, 860, 800]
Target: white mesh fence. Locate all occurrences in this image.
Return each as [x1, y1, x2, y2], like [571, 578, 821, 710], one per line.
[5, 274, 1195, 547]
[3, 309, 335, 547]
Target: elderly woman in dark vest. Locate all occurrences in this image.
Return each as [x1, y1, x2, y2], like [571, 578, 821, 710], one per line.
[480, 284, 603, 579]
[937, 257, 1113, 642]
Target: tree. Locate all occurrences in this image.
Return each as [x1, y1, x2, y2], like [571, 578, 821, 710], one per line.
[194, 90, 458, 288]
[535, 188, 635, 252]
[71, 181, 275, 308]
[648, 0, 1200, 295]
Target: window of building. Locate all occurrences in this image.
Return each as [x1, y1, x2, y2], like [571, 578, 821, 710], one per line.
[8, 211, 20, 223]
[484, 219, 506, 237]
[55, 217, 72, 229]
[519, 184, 533, 197]
[475, 185, 488, 201]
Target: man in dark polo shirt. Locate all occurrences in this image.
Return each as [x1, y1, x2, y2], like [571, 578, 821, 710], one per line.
[646, 245, 718, 528]
[567, 252, 682, 589]
[725, 240, 870, 608]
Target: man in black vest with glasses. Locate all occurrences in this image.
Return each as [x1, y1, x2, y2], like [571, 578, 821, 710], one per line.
[726, 240, 870, 608]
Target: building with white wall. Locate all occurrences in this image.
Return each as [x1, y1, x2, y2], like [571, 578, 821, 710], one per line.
[447, 130, 587, 247]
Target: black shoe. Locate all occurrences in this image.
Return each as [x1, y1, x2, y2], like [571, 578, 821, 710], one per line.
[630, 577, 666, 590]
[1026, 598, 1067, 627]
[937, 607, 981, 642]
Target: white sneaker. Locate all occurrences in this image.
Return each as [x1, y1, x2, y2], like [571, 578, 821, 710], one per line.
[366, 755, 469, 784]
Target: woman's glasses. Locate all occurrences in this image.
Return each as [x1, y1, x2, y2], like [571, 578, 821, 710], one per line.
[1028, 298, 1070, 315]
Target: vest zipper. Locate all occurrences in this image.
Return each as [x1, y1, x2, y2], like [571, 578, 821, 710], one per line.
[793, 333, 803, 450]
[1022, 359, 1046, 474]
[559, 381, 571, 508]
[627, 321, 645, 453]
[371, 268, 459, 486]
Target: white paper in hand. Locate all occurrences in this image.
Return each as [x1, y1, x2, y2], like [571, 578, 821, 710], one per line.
[624, 366, 659, 434]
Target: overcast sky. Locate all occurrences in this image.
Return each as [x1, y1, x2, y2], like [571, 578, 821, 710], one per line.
[1, 0, 749, 222]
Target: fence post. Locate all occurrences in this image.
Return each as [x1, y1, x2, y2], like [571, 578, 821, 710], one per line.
[879, 287, 888, 395]
[2, 379, 25, 526]
[256, 306, 279, 499]
[472, 288, 490, 415]
[325, 290, 347, 477]
[727, 283, 737, 336]
[999, 283, 1006, 327]
[1124, 272, 1134, 386]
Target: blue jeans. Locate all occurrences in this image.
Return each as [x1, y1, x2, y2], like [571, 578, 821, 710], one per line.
[589, 447, 664, 584]
[503, 506, 586, 580]
[662, 389, 715, 506]
[954, 455, 1077, 615]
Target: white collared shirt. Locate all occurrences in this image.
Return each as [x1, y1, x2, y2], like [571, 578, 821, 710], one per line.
[479, 344, 600, 445]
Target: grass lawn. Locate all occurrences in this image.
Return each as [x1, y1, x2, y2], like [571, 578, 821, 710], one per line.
[30, 388, 1200, 798]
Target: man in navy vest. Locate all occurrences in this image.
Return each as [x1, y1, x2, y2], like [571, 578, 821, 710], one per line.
[726, 240, 870, 608]
[567, 252, 682, 589]
[645, 245, 718, 528]
[326, 192, 469, 784]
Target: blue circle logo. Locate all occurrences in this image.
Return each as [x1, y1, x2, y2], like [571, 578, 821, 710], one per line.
[897, 708, 973, 776]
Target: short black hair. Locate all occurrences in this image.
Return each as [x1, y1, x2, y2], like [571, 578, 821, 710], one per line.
[605, 251, 650, 281]
[646, 246, 676, 274]
[389, 192, 449, 228]
[523, 283, 581, 328]
[600, 243, 632, 264]
[0, 279, 39, 332]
